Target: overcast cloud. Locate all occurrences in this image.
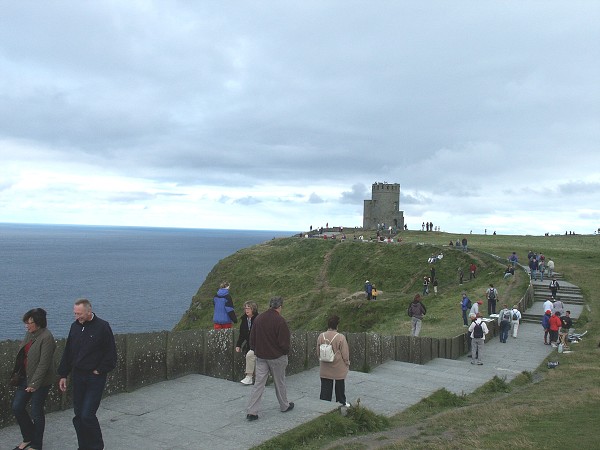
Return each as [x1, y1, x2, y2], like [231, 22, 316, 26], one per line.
[1, 1, 599, 235]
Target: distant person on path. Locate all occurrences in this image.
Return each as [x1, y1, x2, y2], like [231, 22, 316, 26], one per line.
[552, 298, 565, 316]
[497, 304, 512, 343]
[470, 300, 483, 318]
[468, 313, 489, 365]
[430, 266, 436, 282]
[213, 281, 238, 329]
[422, 276, 429, 295]
[364, 280, 373, 300]
[236, 301, 259, 385]
[538, 259, 546, 281]
[462, 238, 468, 252]
[316, 315, 350, 407]
[11, 308, 56, 450]
[408, 294, 427, 336]
[466, 312, 477, 357]
[543, 297, 554, 314]
[547, 259, 555, 277]
[371, 285, 378, 301]
[559, 311, 573, 348]
[469, 263, 477, 279]
[549, 278, 560, 299]
[58, 298, 117, 450]
[508, 252, 518, 267]
[504, 265, 515, 279]
[460, 293, 472, 326]
[541, 309, 552, 345]
[549, 311, 562, 347]
[529, 258, 539, 281]
[510, 305, 522, 338]
[246, 296, 294, 421]
[458, 267, 464, 285]
[486, 284, 498, 315]
[432, 278, 439, 295]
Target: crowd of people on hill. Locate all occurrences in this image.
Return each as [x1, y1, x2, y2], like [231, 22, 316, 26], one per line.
[207, 242, 572, 417]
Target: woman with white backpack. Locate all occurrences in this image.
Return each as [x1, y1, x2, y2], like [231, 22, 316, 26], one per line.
[316, 315, 351, 407]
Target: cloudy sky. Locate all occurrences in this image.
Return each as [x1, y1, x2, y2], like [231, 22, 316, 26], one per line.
[1, 1, 598, 235]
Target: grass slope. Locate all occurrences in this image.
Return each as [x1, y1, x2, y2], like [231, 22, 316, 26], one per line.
[175, 233, 527, 336]
[175, 230, 600, 449]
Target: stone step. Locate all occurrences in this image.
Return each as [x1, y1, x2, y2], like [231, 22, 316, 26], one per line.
[521, 314, 578, 325]
[532, 296, 584, 305]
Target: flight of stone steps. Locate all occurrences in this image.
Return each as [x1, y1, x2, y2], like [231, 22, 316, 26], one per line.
[520, 273, 584, 324]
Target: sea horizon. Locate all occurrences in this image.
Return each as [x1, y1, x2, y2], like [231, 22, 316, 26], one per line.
[0, 223, 295, 341]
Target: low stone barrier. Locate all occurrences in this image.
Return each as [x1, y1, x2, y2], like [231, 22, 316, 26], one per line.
[0, 328, 472, 429]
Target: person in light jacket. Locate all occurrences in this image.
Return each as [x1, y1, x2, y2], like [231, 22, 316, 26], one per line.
[316, 315, 351, 407]
[11, 308, 56, 450]
[510, 305, 522, 338]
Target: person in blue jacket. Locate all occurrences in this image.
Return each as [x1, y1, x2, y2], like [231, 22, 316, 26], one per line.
[364, 280, 373, 300]
[460, 293, 472, 326]
[213, 281, 238, 329]
[541, 309, 552, 344]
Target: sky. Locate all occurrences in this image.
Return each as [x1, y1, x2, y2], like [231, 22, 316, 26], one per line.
[1, 1, 599, 235]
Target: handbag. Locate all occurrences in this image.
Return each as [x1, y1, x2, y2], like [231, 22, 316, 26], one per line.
[10, 347, 26, 386]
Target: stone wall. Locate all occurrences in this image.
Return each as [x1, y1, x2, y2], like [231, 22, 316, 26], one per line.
[0, 327, 481, 429]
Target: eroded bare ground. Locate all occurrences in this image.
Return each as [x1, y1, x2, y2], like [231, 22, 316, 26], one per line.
[321, 424, 423, 450]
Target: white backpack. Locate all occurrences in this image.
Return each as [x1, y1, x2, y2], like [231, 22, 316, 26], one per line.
[319, 333, 339, 362]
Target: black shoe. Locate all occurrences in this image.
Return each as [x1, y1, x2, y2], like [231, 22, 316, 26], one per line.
[247, 414, 259, 421]
[283, 402, 294, 412]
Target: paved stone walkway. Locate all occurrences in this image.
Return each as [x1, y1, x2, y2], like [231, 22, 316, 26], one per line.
[0, 321, 559, 450]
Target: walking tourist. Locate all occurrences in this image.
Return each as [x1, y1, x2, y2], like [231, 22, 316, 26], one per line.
[10, 308, 56, 450]
[58, 298, 117, 450]
[246, 296, 294, 421]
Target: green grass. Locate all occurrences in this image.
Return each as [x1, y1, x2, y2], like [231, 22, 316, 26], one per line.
[175, 232, 529, 337]
[175, 229, 600, 448]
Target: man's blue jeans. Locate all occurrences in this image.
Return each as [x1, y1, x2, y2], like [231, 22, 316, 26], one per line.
[12, 378, 51, 449]
[500, 321, 511, 343]
[72, 370, 107, 450]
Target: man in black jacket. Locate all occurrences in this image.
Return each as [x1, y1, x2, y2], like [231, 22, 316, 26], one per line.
[58, 298, 117, 450]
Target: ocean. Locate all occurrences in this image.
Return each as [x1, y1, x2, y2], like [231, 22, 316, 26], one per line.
[0, 224, 293, 341]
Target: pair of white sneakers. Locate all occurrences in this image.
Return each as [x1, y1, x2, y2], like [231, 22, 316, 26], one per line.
[240, 375, 253, 385]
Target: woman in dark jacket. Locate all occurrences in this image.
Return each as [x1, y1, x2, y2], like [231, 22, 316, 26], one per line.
[11, 308, 56, 450]
[235, 301, 258, 385]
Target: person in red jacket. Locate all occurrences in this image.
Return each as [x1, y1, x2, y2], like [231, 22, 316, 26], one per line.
[469, 263, 477, 279]
[548, 311, 562, 347]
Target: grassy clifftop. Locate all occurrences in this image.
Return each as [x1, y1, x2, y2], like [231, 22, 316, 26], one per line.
[176, 230, 600, 448]
[175, 231, 529, 336]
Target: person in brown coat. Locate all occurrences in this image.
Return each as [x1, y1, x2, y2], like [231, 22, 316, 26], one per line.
[316, 315, 351, 407]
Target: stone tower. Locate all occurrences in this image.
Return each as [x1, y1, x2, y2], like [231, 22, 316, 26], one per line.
[363, 182, 404, 230]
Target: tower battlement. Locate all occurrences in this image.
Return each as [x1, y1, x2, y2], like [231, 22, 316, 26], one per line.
[363, 182, 404, 230]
